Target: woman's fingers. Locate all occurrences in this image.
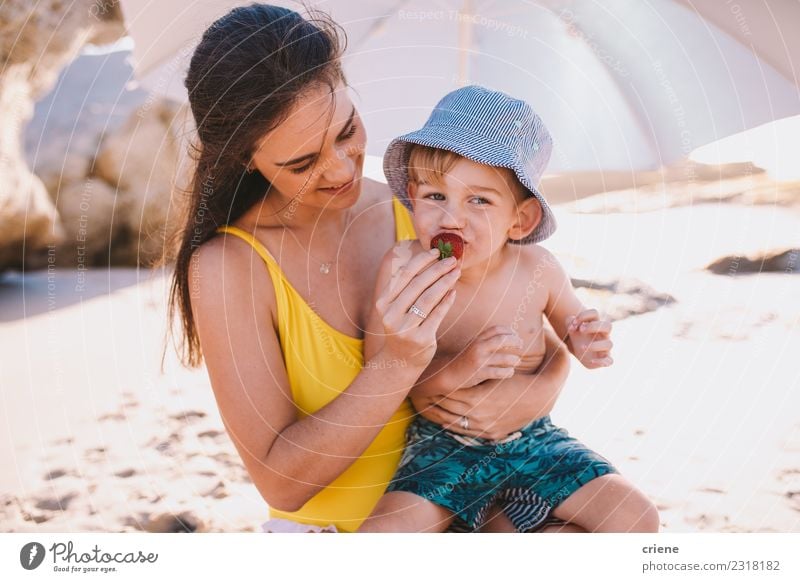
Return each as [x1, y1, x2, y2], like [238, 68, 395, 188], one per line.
[396, 267, 461, 323]
[425, 394, 475, 418]
[417, 405, 485, 438]
[383, 247, 441, 301]
[389, 258, 459, 318]
[418, 288, 457, 333]
[382, 253, 457, 309]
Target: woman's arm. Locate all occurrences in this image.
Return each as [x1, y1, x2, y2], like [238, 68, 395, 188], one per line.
[192, 238, 456, 512]
[410, 327, 570, 441]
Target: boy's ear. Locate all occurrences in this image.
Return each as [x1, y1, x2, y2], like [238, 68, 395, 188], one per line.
[508, 196, 542, 242]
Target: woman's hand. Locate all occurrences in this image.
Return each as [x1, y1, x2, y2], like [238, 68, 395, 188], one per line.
[410, 328, 570, 441]
[371, 245, 460, 369]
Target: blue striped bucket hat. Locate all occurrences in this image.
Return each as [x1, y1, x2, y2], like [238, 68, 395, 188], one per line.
[384, 85, 556, 244]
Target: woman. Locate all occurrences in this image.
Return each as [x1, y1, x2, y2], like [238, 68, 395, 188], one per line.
[166, 4, 571, 532]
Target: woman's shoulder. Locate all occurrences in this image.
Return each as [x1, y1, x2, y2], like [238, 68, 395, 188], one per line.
[359, 176, 395, 212]
[352, 177, 403, 238]
[190, 233, 278, 321]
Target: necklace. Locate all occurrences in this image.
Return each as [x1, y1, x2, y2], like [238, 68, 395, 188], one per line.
[279, 206, 355, 276]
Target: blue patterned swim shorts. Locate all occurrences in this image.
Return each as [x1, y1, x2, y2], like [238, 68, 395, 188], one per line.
[386, 415, 618, 531]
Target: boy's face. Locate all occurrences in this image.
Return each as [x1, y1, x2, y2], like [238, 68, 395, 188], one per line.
[408, 156, 541, 269]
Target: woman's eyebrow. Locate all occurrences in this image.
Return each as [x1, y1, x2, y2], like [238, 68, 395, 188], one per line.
[275, 151, 316, 167]
[274, 107, 356, 167]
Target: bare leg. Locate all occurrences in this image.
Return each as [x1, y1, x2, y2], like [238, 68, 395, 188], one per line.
[358, 491, 454, 533]
[551, 474, 659, 532]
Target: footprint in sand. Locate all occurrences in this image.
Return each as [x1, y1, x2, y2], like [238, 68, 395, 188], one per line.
[114, 468, 137, 478]
[44, 468, 70, 480]
[170, 410, 207, 423]
[684, 512, 730, 530]
[84, 447, 107, 462]
[141, 511, 205, 533]
[198, 429, 226, 440]
[203, 481, 229, 499]
[98, 411, 127, 421]
[35, 492, 78, 512]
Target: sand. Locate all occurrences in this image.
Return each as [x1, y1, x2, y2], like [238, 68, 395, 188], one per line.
[1, 177, 798, 532]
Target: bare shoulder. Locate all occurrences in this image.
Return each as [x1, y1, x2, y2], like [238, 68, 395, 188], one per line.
[189, 233, 276, 326]
[357, 177, 396, 220]
[513, 243, 561, 273]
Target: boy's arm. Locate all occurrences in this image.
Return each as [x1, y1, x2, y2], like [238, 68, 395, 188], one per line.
[542, 249, 613, 368]
[542, 249, 588, 347]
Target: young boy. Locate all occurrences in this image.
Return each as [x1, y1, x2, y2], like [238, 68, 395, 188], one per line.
[359, 86, 658, 533]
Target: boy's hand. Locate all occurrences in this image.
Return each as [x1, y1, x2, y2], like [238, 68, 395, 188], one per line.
[450, 325, 525, 388]
[566, 309, 613, 368]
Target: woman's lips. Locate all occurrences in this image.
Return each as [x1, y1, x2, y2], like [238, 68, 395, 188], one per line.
[319, 178, 354, 196]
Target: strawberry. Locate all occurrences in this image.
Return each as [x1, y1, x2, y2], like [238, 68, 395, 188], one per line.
[430, 232, 464, 261]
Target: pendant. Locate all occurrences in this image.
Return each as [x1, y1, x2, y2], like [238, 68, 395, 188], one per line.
[319, 263, 331, 275]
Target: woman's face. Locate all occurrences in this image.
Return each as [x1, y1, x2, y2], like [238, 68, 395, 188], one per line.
[250, 83, 367, 213]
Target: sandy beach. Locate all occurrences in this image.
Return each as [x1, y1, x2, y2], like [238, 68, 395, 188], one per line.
[1, 170, 798, 533]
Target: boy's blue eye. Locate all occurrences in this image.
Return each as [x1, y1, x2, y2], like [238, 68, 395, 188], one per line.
[424, 192, 446, 201]
[470, 196, 490, 205]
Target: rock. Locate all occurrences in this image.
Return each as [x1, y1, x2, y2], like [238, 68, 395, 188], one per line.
[0, 0, 124, 272]
[572, 277, 677, 320]
[38, 153, 91, 202]
[706, 248, 800, 275]
[92, 99, 185, 267]
[0, 158, 64, 270]
[53, 178, 122, 266]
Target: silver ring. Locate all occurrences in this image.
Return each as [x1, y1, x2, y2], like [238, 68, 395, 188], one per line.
[460, 416, 469, 430]
[408, 304, 427, 320]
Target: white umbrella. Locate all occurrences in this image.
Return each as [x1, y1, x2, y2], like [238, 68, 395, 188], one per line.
[120, 0, 800, 172]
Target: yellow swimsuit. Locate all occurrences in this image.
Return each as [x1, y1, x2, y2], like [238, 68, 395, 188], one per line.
[216, 197, 416, 532]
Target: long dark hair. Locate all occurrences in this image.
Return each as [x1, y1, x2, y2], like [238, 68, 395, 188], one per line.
[162, 4, 346, 368]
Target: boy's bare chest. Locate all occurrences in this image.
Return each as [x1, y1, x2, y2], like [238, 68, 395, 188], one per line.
[437, 280, 549, 363]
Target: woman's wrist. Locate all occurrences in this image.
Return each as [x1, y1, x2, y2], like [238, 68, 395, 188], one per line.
[366, 347, 428, 382]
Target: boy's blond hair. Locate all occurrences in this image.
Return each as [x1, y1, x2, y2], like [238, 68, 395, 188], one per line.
[406, 144, 528, 200]
[407, 144, 460, 188]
